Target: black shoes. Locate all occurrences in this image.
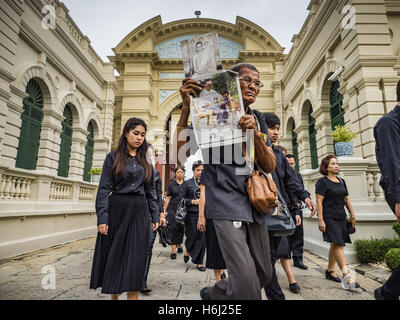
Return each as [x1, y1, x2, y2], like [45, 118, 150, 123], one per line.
[170, 253, 176, 259]
[184, 255, 190, 263]
[221, 272, 227, 279]
[197, 265, 206, 272]
[177, 247, 183, 254]
[200, 287, 210, 300]
[289, 283, 300, 293]
[140, 288, 152, 294]
[325, 270, 342, 282]
[293, 259, 308, 270]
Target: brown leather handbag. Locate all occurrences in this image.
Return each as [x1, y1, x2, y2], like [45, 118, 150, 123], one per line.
[244, 114, 278, 215]
[247, 169, 278, 214]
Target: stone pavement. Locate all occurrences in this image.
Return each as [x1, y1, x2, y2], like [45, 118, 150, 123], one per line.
[0, 236, 386, 300]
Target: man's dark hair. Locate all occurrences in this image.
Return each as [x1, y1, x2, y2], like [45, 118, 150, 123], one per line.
[274, 145, 287, 154]
[230, 63, 259, 74]
[174, 165, 185, 173]
[286, 154, 295, 159]
[263, 112, 281, 129]
[192, 160, 203, 171]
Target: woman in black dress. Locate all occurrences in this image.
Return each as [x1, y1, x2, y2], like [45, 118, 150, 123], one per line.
[89, 117, 160, 300]
[314, 155, 359, 288]
[163, 166, 185, 259]
[183, 161, 206, 271]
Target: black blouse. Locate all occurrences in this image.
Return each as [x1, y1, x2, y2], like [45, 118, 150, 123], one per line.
[182, 178, 201, 216]
[315, 176, 348, 221]
[95, 151, 160, 226]
[166, 180, 185, 214]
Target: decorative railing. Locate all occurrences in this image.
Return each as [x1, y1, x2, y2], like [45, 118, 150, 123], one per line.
[79, 185, 97, 201]
[0, 173, 34, 200]
[49, 181, 73, 200]
[0, 166, 98, 203]
[366, 165, 385, 202]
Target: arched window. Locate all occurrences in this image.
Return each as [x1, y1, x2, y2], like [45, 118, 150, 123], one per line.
[308, 106, 318, 169]
[57, 105, 73, 177]
[16, 79, 44, 170]
[330, 80, 345, 130]
[291, 120, 299, 172]
[83, 122, 94, 182]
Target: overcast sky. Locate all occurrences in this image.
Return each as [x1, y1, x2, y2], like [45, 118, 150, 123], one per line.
[62, 0, 311, 62]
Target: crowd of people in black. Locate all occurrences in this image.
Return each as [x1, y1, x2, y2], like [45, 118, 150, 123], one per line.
[89, 63, 400, 300]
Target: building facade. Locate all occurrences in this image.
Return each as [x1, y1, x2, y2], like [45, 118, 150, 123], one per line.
[1, 0, 399, 262]
[0, 0, 116, 259]
[110, 0, 400, 262]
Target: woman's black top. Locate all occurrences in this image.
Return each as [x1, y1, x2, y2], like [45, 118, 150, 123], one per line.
[182, 178, 201, 216]
[315, 176, 348, 220]
[95, 151, 160, 226]
[166, 180, 185, 214]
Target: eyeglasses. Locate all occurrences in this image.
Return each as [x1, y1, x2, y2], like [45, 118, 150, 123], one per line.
[239, 76, 264, 88]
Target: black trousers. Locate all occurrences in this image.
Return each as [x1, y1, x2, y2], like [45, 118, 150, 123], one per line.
[143, 224, 157, 289]
[264, 235, 285, 300]
[381, 192, 400, 299]
[288, 210, 304, 260]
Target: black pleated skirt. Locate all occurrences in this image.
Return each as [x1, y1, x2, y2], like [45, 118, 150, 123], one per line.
[184, 214, 206, 265]
[205, 219, 226, 269]
[90, 193, 150, 294]
[323, 217, 351, 246]
[166, 212, 185, 245]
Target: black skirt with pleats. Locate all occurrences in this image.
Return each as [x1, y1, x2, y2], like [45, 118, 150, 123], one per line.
[90, 193, 150, 294]
[184, 213, 206, 265]
[205, 219, 226, 269]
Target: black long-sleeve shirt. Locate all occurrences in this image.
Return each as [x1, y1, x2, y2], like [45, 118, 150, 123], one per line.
[374, 105, 400, 204]
[271, 146, 310, 206]
[182, 177, 201, 216]
[95, 151, 160, 226]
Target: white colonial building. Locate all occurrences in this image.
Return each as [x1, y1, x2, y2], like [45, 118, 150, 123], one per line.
[0, 0, 116, 259]
[0, 0, 399, 263]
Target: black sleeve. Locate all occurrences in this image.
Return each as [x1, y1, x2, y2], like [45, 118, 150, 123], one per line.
[341, 178, 349, 197]
[315, 178, 328, 197]
[182, 180, 194, 207]
[144, 167, 160, 224]
[374, 117, 400, 202]
[95, 152, 114, 226]
[154, 170, 163, 213]
[166, 182, 173, 197]
[283, 156, 310, 202]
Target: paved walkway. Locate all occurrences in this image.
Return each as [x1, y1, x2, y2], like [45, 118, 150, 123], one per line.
[0, 236, 384, 300]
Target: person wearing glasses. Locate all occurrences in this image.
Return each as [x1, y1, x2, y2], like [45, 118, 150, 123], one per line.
[177, 63, 276, 300]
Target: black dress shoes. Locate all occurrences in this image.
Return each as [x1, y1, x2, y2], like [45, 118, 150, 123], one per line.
[289, 283, 300, 293]
[184, 255, 190, 263]
[177, 247, 183, 254]
[197, 265, 206, 272]
[221, 272, 227, 279]
[293, 259, 308, 270]
[200, 287, 210, 300]
[325, 270, 342, 282]
[170, 253, 176, 259]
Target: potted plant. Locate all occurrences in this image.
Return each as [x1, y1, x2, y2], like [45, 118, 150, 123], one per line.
[332, 125, 357, 156]
[89, 167, 102, 182]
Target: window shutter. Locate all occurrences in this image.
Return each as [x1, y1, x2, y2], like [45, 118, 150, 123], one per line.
[291, 121, 299, 172]
[16, 79, 43, 170]
[83, 122, 94, 182]
[308, 107, 318, 169]
[57, 105, 73, 177]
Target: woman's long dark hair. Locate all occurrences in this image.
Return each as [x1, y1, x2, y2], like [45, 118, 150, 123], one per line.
[111, 117, 152, 182]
